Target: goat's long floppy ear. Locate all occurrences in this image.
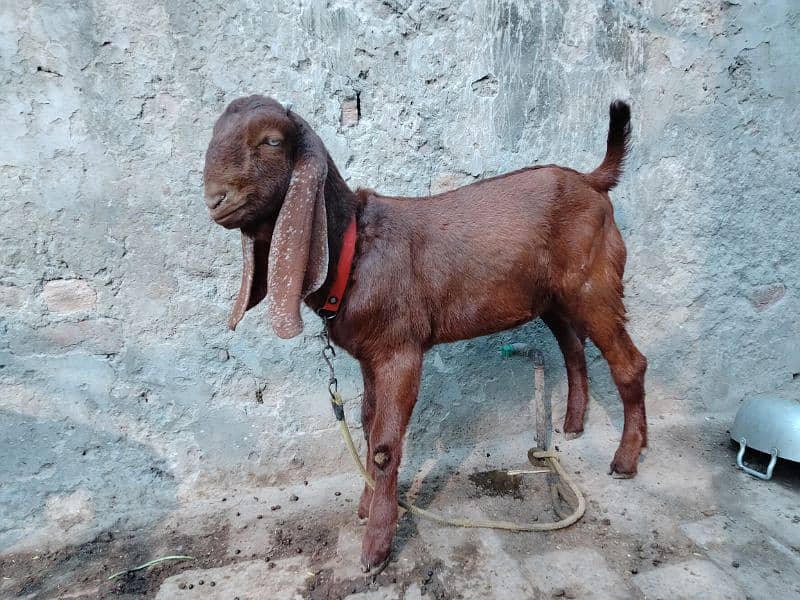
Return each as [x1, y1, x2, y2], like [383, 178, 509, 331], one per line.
[265, 112, 329, 339]
[228, 223, 273, 331]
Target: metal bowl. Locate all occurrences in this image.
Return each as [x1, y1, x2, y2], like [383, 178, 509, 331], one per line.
[731, 394, 800, 480]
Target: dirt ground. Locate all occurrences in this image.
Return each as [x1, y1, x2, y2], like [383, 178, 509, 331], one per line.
[2, 411, 799, 599]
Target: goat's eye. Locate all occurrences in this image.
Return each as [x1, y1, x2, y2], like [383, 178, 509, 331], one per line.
[261, 137, 282, 147]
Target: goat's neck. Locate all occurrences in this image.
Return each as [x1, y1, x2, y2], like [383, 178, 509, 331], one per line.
[304, 154, 359, 313]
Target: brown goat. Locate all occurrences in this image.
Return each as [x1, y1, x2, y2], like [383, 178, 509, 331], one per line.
[203, 96, 647, 571]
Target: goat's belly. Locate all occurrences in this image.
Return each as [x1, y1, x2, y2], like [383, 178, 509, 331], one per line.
[429, 287, 546, 345]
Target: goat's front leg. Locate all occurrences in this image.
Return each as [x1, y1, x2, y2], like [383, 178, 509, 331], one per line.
[361, 346, 422, 572]
[357, 361, 377, 522]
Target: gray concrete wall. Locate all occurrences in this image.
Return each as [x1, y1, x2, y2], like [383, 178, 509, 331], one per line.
[1, 0, 798, 552]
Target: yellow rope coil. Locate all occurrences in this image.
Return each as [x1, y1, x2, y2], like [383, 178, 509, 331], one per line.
[333, 392, 585, 532]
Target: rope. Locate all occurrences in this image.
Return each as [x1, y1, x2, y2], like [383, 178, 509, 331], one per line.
[332, 392, 585, 532]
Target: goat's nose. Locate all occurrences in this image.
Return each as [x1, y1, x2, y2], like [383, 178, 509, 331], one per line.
[205, 191, 227, 210]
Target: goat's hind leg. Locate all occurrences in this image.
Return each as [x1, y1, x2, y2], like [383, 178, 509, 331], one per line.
[543, 310, 589, 438]
[583, 309, 647, 477]
[563, 220, 647, 476]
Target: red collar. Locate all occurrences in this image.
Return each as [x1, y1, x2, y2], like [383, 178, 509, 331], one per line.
[321, 216, 357, 314]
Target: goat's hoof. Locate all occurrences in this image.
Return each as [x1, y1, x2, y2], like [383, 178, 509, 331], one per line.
[361, 531, 392, 574]
[608, 452, 639, 478]
[564, 430, 583, 441]
[361, 547, 391, 573]
[361, 555, 390, 576]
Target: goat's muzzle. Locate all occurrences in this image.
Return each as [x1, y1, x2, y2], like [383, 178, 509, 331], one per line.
[205, 191, 227, 210]
[208, 192, 246, 228]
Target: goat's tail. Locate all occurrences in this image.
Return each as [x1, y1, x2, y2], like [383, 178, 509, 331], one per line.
[585, 100, 631, 192]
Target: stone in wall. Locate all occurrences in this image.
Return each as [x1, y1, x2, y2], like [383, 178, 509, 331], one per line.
[747, 283, 786, 312]
[42, 279, 97, 313]
[340, 98, 359, 127]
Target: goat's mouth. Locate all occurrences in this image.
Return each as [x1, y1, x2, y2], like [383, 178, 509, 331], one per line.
[211, 197, 246, 227]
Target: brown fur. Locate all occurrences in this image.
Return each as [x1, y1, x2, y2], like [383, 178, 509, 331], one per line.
[203, 97, 647, 571]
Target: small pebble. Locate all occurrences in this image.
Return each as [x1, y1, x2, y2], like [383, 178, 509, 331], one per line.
[290, 494, 299, 501]
[297, 548, 303, 554]
[334, 491, 341, 497]
[178, 582, 187, 590]
[236, 512, 240, 517]
[304, 480, 308, 485]
[209, 581, 216, 587]
[257, 514, 263, 519]
[271, 505, 281, 511]
[235, 549, 241, 555]
[187, 584, 194, 589]
[732, 560, 740, 568]
[268, 562, 276, 569]
[222, 497, 226, 502]
[198, 579, 204, 585]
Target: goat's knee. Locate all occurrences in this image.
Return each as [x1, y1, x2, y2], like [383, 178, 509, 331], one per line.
[610, 347, 646, 390]
[373, 448, 390, 468]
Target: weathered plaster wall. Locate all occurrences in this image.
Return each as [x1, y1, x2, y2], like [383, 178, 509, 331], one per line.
[1, 0, 798, 552]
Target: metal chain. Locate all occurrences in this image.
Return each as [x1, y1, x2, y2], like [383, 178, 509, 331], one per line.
[320, 320, 337, 398]
[319, 318, 345, 421]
